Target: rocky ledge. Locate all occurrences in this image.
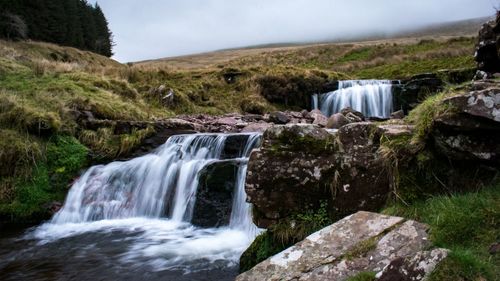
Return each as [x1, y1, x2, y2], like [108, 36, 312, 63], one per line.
[245, 122, 412, 228]
[237, 211, 448, 281]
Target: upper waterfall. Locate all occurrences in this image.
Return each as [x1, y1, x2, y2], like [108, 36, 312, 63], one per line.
[313, 80, 396, 118]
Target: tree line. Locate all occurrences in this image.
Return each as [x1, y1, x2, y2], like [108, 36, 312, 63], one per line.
[0, 0, 113, 57]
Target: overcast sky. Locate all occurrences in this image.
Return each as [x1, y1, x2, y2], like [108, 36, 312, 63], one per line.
[89, 0, 498, 62]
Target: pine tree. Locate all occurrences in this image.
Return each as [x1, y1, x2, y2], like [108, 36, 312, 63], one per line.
[0, 0, 114, 57]
[93, 3, 113, 56]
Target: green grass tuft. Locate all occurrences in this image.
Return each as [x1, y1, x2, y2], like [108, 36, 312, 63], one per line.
[383, 186, 500, 281]
[347, 271, 377, 281]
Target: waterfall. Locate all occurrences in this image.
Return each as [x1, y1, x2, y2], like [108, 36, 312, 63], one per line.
[28, 133, 263, 274]
[313, 80, 396, 118]
[52, 133, 260, 232]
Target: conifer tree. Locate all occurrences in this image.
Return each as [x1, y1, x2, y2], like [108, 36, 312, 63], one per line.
[0, 0, 114, 57]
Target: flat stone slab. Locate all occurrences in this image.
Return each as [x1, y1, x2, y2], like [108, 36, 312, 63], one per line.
[237, 211, 448, 281]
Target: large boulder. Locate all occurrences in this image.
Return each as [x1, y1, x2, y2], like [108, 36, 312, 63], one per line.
[237, 211, 448, 281]
[433, 80, 500, 164]
[475, 11, 500, 75]
[245, 124, 338, 227]
[245, 123, 394, 228]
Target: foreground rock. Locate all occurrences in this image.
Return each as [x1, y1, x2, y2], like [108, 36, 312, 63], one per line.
[237, 211, 448, 281]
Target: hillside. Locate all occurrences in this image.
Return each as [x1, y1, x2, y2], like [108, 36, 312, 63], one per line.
[138, 15, 487, 71]
[0, 11, 485, 224]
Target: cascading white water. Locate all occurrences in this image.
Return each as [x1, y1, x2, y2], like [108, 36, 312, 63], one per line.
[312, 80, 395, 118]
[31, 133, 262, 274]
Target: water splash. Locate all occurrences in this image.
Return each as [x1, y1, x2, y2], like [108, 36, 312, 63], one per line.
[30, 133, 262, 274]
[313, 80, 396, 118]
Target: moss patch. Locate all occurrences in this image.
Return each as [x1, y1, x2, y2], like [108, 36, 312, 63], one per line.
[0, 135, 88, 223]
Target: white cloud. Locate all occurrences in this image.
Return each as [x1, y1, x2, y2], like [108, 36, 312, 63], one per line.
[90, 0, 497, 62]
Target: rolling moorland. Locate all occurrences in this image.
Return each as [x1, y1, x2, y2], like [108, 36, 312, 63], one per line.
[0, 14, 498, 281]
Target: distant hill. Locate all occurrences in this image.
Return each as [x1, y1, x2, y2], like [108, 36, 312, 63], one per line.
[141, 16, 489, 68]
[394, 16, 493, 38]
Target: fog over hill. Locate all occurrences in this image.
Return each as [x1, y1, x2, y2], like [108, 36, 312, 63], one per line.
[89, 0, 497, 62]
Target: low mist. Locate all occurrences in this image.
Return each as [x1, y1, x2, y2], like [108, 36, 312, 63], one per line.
[90, 0, 497, 62]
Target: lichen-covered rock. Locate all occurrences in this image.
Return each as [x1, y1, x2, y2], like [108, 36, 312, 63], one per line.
[475, 11, 500, 75]
[377, 249, 449, 281]
[245, 124, 338, 227]
[237, 211, 447, 281]
[433, 80, 500, 164]
[245, 123, 394, 228]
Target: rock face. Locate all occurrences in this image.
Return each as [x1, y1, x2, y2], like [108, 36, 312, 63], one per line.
[192, 161, 239, 227]
[394, 73, 444, 114]
[245, 124, 339, 227]
[475, 11, 500, 75]
[237, 211, 448, 281]
[433, 80, 500, 164]
[245, 123, 397, 228]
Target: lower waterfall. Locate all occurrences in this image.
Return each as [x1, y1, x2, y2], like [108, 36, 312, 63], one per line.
[313, 80, 396, 118]
[9, 133, 262, 279]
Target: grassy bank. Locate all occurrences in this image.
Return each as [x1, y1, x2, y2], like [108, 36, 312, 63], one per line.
[383, 185, 499, 281]
[0, 35, 478, 223]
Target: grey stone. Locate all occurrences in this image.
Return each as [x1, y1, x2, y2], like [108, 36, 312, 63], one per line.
[237, 212, 447, 281]
[327, 113, 351, 129]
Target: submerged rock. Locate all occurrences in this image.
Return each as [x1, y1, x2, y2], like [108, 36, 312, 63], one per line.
[237, 211, 448, 281]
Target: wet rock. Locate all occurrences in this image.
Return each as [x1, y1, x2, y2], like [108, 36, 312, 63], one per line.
[340, 107, 365, 122]
[192, 161, 239, 227]
[237, 211, 448, 281]
[256, 74, 330, 109]
[326, 113, 350, 129]
[438, 68, 476, 84]
[395, 74, 444, 114]
[309, 109, 328, 127]
[44, 201, 63, 216]
[475, 11, 500, 75]
[391, 110, 405, 119]
[269, 111, 291, 124]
